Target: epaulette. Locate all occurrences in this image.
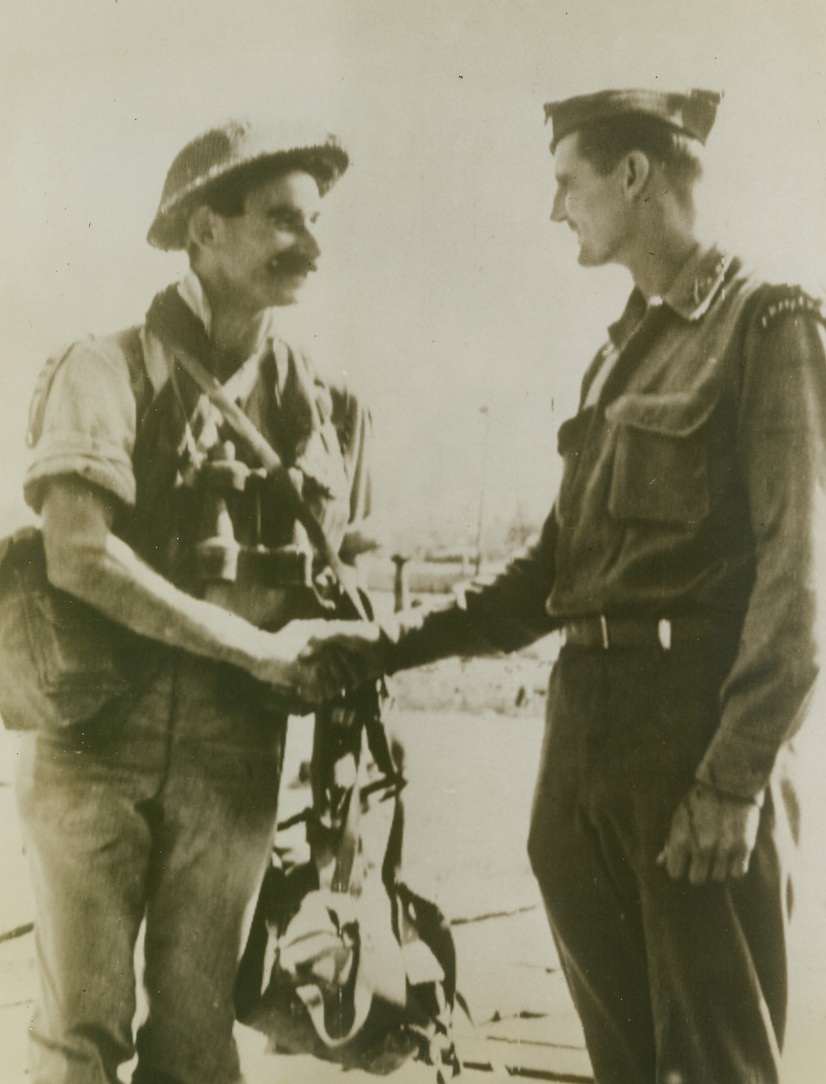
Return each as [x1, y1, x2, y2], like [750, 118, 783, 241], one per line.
[759, 286, 825, 330]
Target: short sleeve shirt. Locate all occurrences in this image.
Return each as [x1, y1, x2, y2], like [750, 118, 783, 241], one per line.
[24, 287, 375, 580]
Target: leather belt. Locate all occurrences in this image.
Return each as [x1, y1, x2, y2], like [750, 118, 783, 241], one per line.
[562, 615, 719, 651]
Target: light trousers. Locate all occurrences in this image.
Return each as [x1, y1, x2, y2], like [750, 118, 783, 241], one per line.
[16, 652, 287, 1084]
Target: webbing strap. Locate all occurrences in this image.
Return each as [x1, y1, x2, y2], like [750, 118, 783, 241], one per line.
[331, 770, 363, 894]
[169, 343, 368, 621]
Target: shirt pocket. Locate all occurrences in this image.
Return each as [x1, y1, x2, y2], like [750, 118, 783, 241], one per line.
[605, 380, 721, 525]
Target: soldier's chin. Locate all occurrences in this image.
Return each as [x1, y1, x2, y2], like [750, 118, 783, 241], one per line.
[268, 271, 309, 304]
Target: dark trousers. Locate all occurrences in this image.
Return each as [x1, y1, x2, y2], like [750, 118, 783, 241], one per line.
[528, 642, 798, 1084]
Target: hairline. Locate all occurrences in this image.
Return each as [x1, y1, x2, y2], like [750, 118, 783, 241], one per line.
[572, 118, 703, 173]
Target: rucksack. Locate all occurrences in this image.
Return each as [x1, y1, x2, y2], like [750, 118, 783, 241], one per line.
[235, 687, 460, 1080]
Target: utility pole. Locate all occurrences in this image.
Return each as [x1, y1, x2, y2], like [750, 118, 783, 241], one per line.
[391, 553, 411, 613]
[474, 405, 489, 576]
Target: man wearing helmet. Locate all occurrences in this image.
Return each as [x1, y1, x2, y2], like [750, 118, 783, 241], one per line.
[16, 120, 374, 1084]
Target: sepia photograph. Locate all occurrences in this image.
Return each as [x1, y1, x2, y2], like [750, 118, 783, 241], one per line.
[1, 2, 826, 1081]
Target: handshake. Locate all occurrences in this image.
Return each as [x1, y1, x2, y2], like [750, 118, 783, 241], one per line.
[251, 616, 403, 709]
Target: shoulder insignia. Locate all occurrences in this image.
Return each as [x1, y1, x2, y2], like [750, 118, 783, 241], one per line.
[759, 286, 825, 330]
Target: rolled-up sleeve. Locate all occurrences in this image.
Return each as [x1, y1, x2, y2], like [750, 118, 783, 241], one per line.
[24, 336, 138, 512]
[696, 304, 826, 798]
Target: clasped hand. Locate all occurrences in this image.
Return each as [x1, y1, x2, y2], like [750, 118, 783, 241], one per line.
[253, 618, 389, 708]
[296, 619, 390, 702]
[267, 626, 766, 888]
[658, 781, 762, 884]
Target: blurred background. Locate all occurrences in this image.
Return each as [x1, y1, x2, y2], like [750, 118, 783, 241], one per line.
[3, 6, 826, 1077]
[1, 0, 825, 562]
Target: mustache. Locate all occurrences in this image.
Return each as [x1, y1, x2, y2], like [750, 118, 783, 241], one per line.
[270, 252, 318, 275]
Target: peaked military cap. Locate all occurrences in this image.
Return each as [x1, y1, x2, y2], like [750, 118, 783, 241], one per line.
[148, 119, 349, 251]
[544, 88, 723, 151]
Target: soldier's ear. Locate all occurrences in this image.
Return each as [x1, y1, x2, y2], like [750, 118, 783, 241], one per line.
[623, 151, 651, 202]
[186, 204, 221, 251]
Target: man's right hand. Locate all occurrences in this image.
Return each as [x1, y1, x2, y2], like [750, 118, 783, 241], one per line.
[294, 620, 392, 703]
[245, 619, 343, 696]
[40, 479, 390, 709]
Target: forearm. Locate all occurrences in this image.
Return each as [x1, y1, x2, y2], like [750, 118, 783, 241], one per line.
[387, 510, 560, 672]
[387, 593, 554, 674]
[42, 481, 298, 685]
[53, 534, 277, 673]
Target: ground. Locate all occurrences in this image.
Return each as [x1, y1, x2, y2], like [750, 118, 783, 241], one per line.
[2, 642, 826, 1082]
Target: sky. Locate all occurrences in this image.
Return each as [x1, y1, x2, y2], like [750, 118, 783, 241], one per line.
[1, 0, 825, 550]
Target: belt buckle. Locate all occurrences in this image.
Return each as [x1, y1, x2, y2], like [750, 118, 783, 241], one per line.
[657, 618, 672, 650]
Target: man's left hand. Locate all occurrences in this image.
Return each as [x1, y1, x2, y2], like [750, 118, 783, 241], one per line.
[658, 782, 763, 884]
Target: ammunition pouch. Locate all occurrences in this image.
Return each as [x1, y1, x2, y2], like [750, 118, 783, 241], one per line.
[199, 539, 342, 631]
[195, 542, 313, 589]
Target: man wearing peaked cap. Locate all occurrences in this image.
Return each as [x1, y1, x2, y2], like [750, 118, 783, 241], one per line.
[14, 117, 376, 1083]
[303, 87, 826, 1082]
[543, 87, 723, 149]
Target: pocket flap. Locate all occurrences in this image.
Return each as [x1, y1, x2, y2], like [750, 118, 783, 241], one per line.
[605, 371, 720, 438]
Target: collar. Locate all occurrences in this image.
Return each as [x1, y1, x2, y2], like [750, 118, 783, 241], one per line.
[607, 289, 648, 348]
[175, 270, 287, 389]
[143, 280, 294, 402]
[139, 326, 172, 397]
[607, 245, 731, 348]
[659, 244, 730, 321]
[177, 270, 214, 334]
